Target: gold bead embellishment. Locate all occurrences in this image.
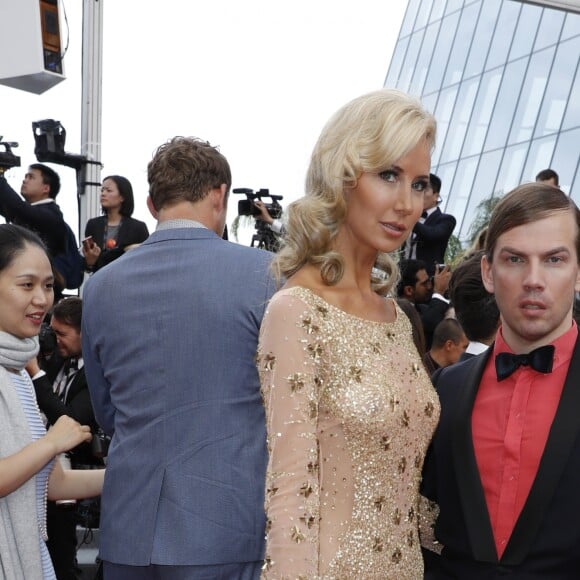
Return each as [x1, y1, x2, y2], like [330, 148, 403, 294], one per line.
[287, 373, 306, 393]
[373, 537, 384, 552]
[299, 482, 314, 498]
[301, 316, 319, 334]
[349, 365, 362, 383]
[425, 401, 435, 417]
[391, 548, 403, 563]
[381, 435, 392, 450]
[374, 495, 387, 512]
[290, 525, 306, 543]
[263, 353, 276, 371]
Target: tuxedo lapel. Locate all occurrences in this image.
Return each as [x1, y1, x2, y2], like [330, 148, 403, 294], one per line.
[502, 337, 580, 565]
[63, 367, 86, 404]
[425, 207, 442, 225]
[452, 349, 498, 562]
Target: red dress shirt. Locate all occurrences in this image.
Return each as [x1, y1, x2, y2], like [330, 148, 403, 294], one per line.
[472, 322, 577, 559]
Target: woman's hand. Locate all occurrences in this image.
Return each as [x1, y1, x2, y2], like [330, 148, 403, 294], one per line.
[44, 415, 92, 455]
[82, 242, 101, 266]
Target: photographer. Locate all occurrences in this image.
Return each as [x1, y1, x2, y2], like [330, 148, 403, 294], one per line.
[26, 297, 105, 580]
[0, 163, 72, 298]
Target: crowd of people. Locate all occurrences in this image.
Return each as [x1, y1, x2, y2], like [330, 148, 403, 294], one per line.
[0, 86, 577, 580]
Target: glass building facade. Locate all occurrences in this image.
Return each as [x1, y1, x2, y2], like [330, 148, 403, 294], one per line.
[385, 0, 580, 241]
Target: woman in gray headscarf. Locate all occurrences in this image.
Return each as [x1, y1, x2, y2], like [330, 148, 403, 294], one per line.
[0, 224, 104, 579]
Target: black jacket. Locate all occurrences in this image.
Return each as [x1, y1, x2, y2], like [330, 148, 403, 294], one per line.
[413, 207, 456, 275]
[423, 340, 580, 579]
[84, 215, 149, 271]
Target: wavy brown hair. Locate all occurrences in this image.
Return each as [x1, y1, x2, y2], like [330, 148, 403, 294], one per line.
[273, 89, 436, 295]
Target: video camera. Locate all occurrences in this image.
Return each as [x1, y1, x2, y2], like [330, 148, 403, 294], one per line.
[0, 138, 21, 171]
[234, 188, 283, 220]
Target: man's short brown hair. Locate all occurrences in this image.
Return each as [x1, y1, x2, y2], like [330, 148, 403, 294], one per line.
[147, 137, 232, 211]
[484, 183, 580, 263]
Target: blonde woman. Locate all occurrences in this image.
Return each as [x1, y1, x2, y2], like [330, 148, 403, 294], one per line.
[257, 89, 440, 579]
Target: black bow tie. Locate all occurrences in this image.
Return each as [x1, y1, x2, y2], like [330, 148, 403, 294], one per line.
[495, 345, 555, 381]
[421, 211, 428, 219]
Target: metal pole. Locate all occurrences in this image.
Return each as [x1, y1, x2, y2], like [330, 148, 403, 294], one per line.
[79, 0, 103, 234]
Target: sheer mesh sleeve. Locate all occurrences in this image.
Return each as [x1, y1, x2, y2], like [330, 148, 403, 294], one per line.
[258, 291, 325, 579]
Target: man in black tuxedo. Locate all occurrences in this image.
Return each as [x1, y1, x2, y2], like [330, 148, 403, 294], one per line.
[398, 258, 451, 349]
[422, 183, 580, 578]
[406, 173, 456, 276]
[27, 297, 102, 580]
[448, 250, 499, 361]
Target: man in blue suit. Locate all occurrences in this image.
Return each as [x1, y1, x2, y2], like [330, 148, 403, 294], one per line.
[82, 137, 276, 579]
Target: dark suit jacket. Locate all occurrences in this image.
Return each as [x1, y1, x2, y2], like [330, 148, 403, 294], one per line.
[413, 207, 456, 275]
[417, 296, 450, 350]
[33, 358, 101, 467]
[84, 215, 149, 271]
[423, 339, 580, 578]
[0, 176, 67, 256]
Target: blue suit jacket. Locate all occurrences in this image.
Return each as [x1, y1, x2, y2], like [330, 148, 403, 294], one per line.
[82, 227, 276, 566]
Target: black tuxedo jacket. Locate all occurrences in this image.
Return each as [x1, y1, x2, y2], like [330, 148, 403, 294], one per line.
[84, 215, 149, 271]
[423, 338, 580, 578]
[413, 207, 456, 275]
[33, 359, 101, 467]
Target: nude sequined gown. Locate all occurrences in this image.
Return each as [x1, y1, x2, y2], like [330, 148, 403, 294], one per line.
[258, 287, 440, 580]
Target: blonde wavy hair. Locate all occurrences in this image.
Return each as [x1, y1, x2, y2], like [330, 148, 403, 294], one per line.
[273, 89, 436, 295]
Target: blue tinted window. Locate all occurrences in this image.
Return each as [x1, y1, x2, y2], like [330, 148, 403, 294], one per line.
[522, 135, 556, 183]
[562, 58, 580, 131]
[443, 2, 480, 87]
[415, 0, 434, 30]
[464, 0, 501, 79]
[509, 4, 541, 62]
[423, 11, 460, 94]
[385, 37, 411, 87]
[460, 149, 503, 240]
[445, 0, 464, 16]
[463, 69, 503, 156]
[551, 128, 580, 194]
[509, 48, 554, 144]
[430, 0, 446, 23]
[484, 58, 528, 152]
[561, 11, 580, 41]
[432, 86, 459, 166]
[398, 30, 425, 93]
[445, 156, 479, 234]
[486, 1, 521, 71]
[534, 36, 580, 138]
[440, 77, 479, 163]
[534, 8, 565, 51]
[410, 22, 441, 96]
[495, 143, 530, 194]
[400, 0, 422, 37]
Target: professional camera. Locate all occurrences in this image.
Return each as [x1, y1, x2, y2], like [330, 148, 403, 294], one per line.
[233, 188, 284, 252]
[91, 427, 111, 459]
[38, 321, 57, 360]
[234, 188, 283, 220]
[0, 138, 21, 171]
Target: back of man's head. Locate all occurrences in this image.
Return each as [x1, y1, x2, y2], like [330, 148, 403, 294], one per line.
[147, 137, 232, 211]
[397, 258, 428, 298]
[431, 318, 465, 350]
[449, 251, 499, 343]
[535, 168, 559, 187]
[485, 183, 580, 264]
[52, 296, 82, 332]
[29, 163, 61, 199]
[429, 173, 441, 195]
